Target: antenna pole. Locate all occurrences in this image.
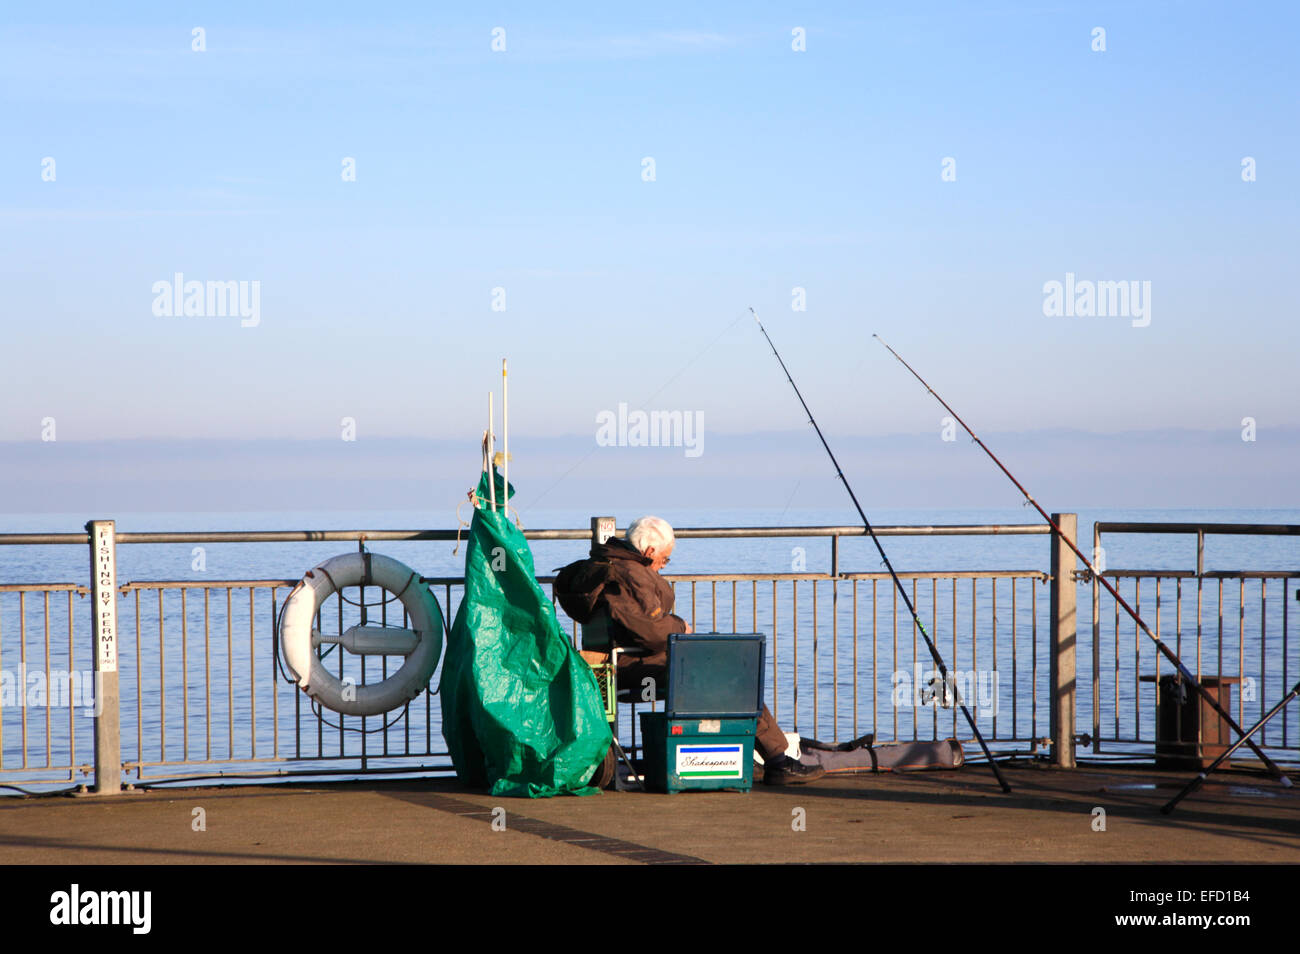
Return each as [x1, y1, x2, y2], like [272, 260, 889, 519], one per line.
[502, 358, 509, 517]
[487, 392, 496, 513]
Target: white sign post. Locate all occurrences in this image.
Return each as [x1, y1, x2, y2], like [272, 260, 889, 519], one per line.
[87, 520, 121, 794]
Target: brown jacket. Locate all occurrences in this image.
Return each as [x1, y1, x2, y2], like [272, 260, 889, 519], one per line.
[553, 538, 686, 668]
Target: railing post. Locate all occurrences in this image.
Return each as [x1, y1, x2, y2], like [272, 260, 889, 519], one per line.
[87, 520, 122, 794]
[1092, 521, 1101, 754]
[1050, 513, 1077, 768]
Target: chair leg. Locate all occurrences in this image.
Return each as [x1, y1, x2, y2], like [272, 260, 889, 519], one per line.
[611, 738, 644, 792]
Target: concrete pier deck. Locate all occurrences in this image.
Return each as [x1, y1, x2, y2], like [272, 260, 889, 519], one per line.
[2, 762, 1297, 864]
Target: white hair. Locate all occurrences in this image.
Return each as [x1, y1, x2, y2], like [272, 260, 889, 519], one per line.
[626, 515, 674, 556]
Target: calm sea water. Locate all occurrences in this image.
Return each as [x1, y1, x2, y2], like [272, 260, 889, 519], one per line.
[3, 506, 1298, 787]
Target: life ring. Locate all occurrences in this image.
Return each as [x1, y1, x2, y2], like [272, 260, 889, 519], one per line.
[279, 552, 443, 717]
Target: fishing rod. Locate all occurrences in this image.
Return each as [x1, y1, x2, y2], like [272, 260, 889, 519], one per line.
[751, 309, 1012, 794]
[873, 334, 1292, 786]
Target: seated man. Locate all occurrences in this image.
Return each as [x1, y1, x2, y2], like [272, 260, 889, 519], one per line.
[555, 515, 824, 785]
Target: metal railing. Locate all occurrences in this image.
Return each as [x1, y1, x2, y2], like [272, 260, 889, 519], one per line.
[0, 583, 93, 788]
[1090, 522, 1300, 759]
[0, 516, 1083, 792]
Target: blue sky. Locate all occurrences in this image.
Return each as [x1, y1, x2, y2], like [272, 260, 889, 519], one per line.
[2, 1, 1296, 474]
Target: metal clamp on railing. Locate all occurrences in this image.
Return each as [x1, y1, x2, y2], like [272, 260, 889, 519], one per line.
[1071, 567, 1093, 584]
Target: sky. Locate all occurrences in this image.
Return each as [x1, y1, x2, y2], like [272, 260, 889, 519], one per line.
[1, 1, 1297, 513]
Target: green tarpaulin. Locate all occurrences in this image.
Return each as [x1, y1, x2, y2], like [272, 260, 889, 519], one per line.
[440, 468, 612, 797]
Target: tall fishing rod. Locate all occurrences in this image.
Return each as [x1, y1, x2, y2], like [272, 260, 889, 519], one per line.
[873, 334, 1292, 785]
[751, 309, 1012, 794]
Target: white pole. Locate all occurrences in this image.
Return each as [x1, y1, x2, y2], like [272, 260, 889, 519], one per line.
[502, 358, 509, 517]
[487, 391, 497, 512]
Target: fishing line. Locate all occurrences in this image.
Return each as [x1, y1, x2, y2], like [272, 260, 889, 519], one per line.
[527, 308, 750, 510]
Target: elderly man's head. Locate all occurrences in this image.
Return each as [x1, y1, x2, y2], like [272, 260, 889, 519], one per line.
[627, 516, 675, 571]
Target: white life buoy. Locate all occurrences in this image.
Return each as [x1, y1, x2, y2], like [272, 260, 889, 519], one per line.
[279, 552, 443, 717]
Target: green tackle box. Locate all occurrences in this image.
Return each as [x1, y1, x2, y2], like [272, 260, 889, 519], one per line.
[638, 633, 766, 793]
[640, 712, 757, 792]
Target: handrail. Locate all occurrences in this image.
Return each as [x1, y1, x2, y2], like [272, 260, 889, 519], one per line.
[0, 523, 1052, 546]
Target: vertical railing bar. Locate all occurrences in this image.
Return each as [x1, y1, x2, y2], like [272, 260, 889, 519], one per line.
[910, 578, 917, 743]
[438, 584, 451, 754]
[227, 587, 234, 760]
[269, 588, 278, 759]
[1216, 579, 1223, 740]
[931, 578, 938, 744]
[401, 600, 411, 756]
[1032, 576, 1038, 744]
[157, 589, 165, 763]
[771, 581, 778, 724]
[135, 590, 142, 770]
[1238, 578, 1245, 729]
[711, 580, 717, 633]
[852, 579, 858, 741]
[1134, 579, 1141, 740]
[43, 590, 51, 767]
[1260, 579, 1267, 742]
[205, 588, 211, 762]
[872, 579, 878, 740]
[20, 591, 27, 767]
[68, 590, 75, 776]
[971, 578, 977, 734]
[1159, 574, 1170, 738]
[361, 583, 368, 770]
[1113, 581, 1119, 741]
[314, 601, 322, 758]
[1283, 576, 1289, 747]
[832, 575, 838, 743]
[1091, 524, 1100, 753]
[891, 582, 897, 740]
[1175, 577, 1182, 660]
[294, 599, 302, 760]
[1196, 558, 1203, 682]
[249, 587, 256, 759]
[1011, 577, 1017, 743]
[380, 583, 388, 758]
[813, 579, 818, 738]
[792, 580, 799, 732]
[337, 589, 344, 757]
[1159, 579, 1170, 743]
[952, 577, 957, 738]
[181, 588, 189, 761]
[991, 577, 997, 741]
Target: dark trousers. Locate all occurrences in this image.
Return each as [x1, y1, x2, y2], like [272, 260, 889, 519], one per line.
[617, 658, 790, 761]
